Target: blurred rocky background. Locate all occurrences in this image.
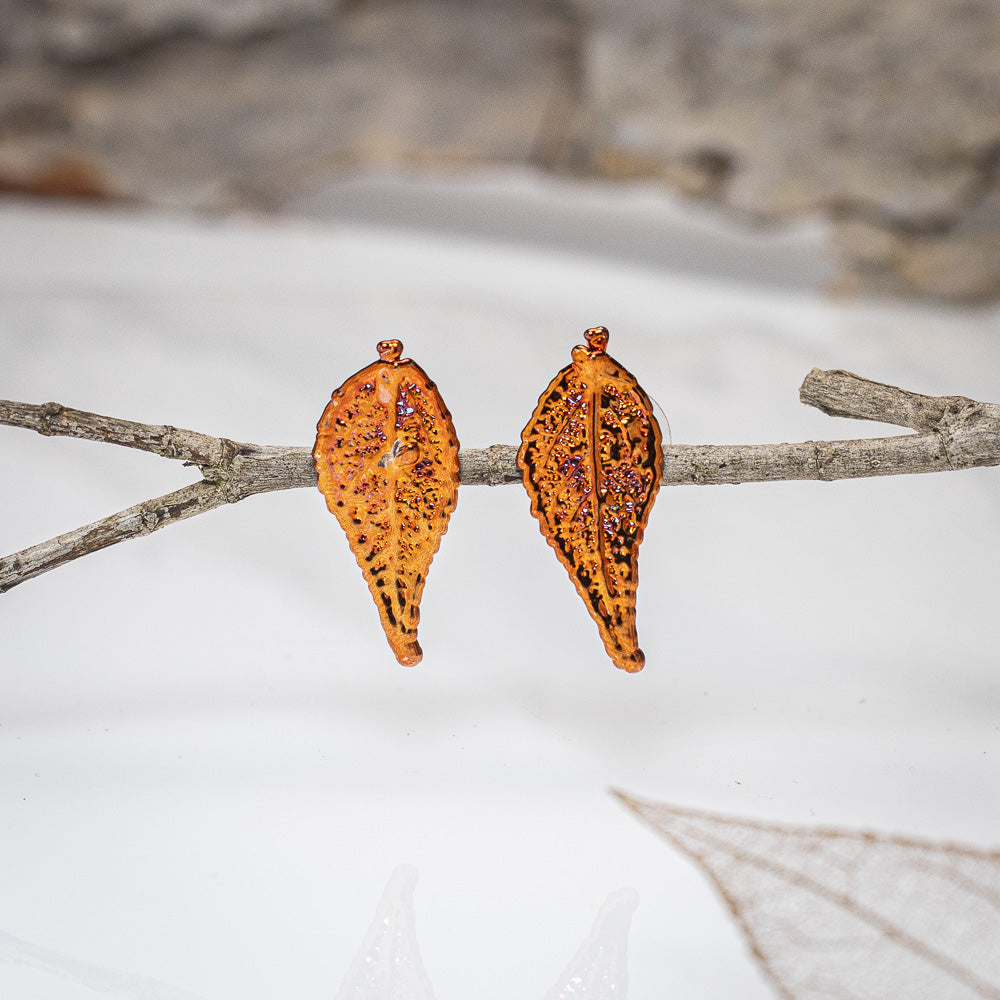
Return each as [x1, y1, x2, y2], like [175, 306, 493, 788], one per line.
[1, 0, 998, 301]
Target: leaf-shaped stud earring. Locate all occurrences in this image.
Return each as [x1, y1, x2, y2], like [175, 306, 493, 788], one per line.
[314, 340, 460, 666]
[518, 327, 663, 672]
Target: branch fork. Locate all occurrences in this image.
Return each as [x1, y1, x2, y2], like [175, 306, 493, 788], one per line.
[2, 370, 998, 593]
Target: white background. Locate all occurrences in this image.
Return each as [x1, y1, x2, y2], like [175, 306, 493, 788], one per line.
[2, 173, 999, 999]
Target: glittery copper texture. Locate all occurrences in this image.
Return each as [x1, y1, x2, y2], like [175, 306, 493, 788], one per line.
[314, 339, 460, 666]
[518, 327, 662, 672]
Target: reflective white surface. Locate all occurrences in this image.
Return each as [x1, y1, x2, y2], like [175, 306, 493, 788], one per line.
[1, 176, 998, 999]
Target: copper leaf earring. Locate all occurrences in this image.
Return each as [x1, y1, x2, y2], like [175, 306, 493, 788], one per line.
[517, 327, 663, 672]
[313, 340, 460, 666]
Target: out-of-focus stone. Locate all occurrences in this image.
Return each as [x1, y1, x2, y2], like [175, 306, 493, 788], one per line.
[0, 59, 106, 197]
[576, 0, 999, 218]
[0, 1, 577, 208]
[833, 189, 1000, 301]
[0, 0, 337, 61]
[1, 0, 998, 299]
[571, 0, 1000, 297]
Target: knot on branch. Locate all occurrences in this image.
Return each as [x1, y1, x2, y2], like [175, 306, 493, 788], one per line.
[39, 401, 66, 435]
[913, 394, 978, 434]
[215, 479, 256, 505]
[938, 397, 982, 426]
[204, 448, 270, 504]
[139, 509, 162, 534]
[932, 397, 1000, 470]
[160, 425, 191, 462]
[198, 436, 241, 483]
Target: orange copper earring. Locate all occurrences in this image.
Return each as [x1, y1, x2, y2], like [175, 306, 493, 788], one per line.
[518, 327, 663, 672]
[313, 340, 460, 666]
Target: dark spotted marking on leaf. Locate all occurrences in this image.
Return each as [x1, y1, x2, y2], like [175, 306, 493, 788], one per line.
[518, 327, 662, 672]
[313, 339, 460, 666]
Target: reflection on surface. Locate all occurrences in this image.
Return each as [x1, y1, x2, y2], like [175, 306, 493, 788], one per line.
[0, 927, 209, 999]
[0, 868, 638, 999]
[337, 866, 638, 1000]
[334, 865, 434, 1000]
[544, 887, 638, 1000]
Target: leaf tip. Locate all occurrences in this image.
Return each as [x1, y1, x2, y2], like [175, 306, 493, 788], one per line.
[609, 787, 639, 811]
[392, 637, 423, 667]
[613, 647, 646, 673]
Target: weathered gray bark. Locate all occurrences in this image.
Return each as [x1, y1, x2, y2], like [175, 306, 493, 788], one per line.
[2, 369, 999, 593]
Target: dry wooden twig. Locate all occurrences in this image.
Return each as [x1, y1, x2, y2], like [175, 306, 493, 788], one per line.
[2, 369, 999, 593]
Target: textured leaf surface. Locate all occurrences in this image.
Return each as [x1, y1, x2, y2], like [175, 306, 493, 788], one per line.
[518, 327, 662, 672]
[617, 791, 1000, 1000]
[314, 340, 459, 666]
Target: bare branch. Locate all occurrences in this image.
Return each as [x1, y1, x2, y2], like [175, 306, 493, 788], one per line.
[2, 369, 999, 593]
[799, 368, 983, 433]
[0, 399, 238, 471]
[3, 481, 228, 591]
